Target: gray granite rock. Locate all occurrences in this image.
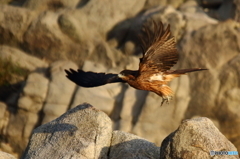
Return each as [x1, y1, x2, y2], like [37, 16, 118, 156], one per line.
[160, 117, 239, 159]
[23, 103, 113, 159]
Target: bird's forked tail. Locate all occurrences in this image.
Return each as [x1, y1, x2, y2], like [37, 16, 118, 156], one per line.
[169, 68, 207, 75]
[163, 68, 207, 81]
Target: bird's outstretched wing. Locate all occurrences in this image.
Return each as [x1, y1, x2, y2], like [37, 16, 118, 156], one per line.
[139, 21, 178, 73]
[65, 69, 125, 87]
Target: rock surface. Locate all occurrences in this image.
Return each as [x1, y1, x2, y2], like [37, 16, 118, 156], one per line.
[0, 0, 240, 157]
[42, 61, 78, 124]
[160, 117, 239, 159]
[23, 103, 113, 159]
[0, 45, 48, 71]
[22, 103, 160, 159]
[0, 151, 16, 159]
[110, 130, 160, 159]
[22, 104, 239, 159]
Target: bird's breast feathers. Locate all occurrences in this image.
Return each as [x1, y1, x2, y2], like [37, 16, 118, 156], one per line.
[149, 73, 164, 81]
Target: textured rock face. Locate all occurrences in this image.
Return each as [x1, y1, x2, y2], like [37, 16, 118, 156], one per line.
[0, 151, 16, 159]
[18, 72, 49, 112]
[22, 104, 239, 159]
[0, 0, 240, 157]
[42, 61, 78, 124]
[160, 117, 239, 159]
[0, 5, 36, 46]
[0, 46, 48, 71]
[22, 103, 160, 159]
[23, 103, 113, 159]
[110, 130, 160, 159]
[180, 20, 240, 149]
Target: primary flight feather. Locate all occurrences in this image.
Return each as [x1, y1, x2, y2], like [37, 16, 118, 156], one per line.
[65, 21, 207, 105]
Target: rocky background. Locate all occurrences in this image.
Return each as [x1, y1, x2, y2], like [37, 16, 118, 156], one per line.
[0, 0, 240, 158]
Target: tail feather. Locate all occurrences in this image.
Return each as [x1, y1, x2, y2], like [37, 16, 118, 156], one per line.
[169, 68, 207, 74]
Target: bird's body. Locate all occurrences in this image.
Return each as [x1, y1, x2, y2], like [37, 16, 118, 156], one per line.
[65, 21, 207, 105]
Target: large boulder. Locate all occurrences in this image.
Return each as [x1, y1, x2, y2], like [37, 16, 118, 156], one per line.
[23, 103, 113, 159]
[22, 104, 239, 159]
[160, 117, 239, 159]
[1, 0, 240, 157]
[22, 103, 160, 159]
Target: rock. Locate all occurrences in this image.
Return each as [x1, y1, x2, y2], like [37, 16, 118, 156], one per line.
[22, 8, 127, 67]
[107, 6, 186, 56]
[8, 0, 26, 6]
[22, 106, 238, 159]
[109, 130, 160, 158]
[1, 0, 240, 157]
[6, 109, 33, 155]
[0, 0, 12, 5]
[57, 11, 94, 44]
[89, 40, 128, 68]
[234, 0, 240, 22]
[0, 46, 48, 71]
[217, 0, 235, 21]
[200, 0, 240, 21]
[200, 0, 223, 8]
[18, 72, 49, 112]
[22, 103, 113, 159]
[4, 72, 48, 155]
[183, 11, 218, 33]
[0, 102, 7, 120]
[180, 20, 240, 138]
[0, 102, 8, 137]
[0, 5, 36, 46]
[118, 88, 148, 132]
[160, 117, 239, 159]
[132, 89, 186, 145]
[179, 20, 240, 150]
[144, 0, 185, 9]
[23, 11, 80, 62]
[78, 0, 145, 35]
[42, 61, 78, 124]
[23, 103, 160, 159]
[216, 54, 240, 151]
[145, 6, 186, 40]
[0, 103, 18, 157]
[0, 151, 17, 159]
[179, 0, 201, 13]
[23, 0, 80, 12]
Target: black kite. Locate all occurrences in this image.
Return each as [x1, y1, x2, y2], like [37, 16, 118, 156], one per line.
[65, 21, 207, 105]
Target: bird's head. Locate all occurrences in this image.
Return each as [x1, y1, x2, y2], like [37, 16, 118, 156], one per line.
[119, 70, 128, 77]
[118, 70, 137, 80]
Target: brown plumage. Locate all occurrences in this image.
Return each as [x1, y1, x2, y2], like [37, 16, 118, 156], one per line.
[65, 21, 207, 105]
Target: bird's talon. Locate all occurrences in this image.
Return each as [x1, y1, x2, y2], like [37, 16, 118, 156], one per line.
[161, 96, 172, 106]
[161, 98, 165, 106]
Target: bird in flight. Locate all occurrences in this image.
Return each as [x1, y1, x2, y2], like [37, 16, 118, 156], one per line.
[65, 21, 207, 105]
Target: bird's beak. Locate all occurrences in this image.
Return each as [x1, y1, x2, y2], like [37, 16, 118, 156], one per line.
[118, 74, 124, 78]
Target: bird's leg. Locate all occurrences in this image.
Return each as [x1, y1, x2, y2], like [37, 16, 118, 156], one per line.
[161, 98, 166, 106]
[161, 96, 172, 106]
